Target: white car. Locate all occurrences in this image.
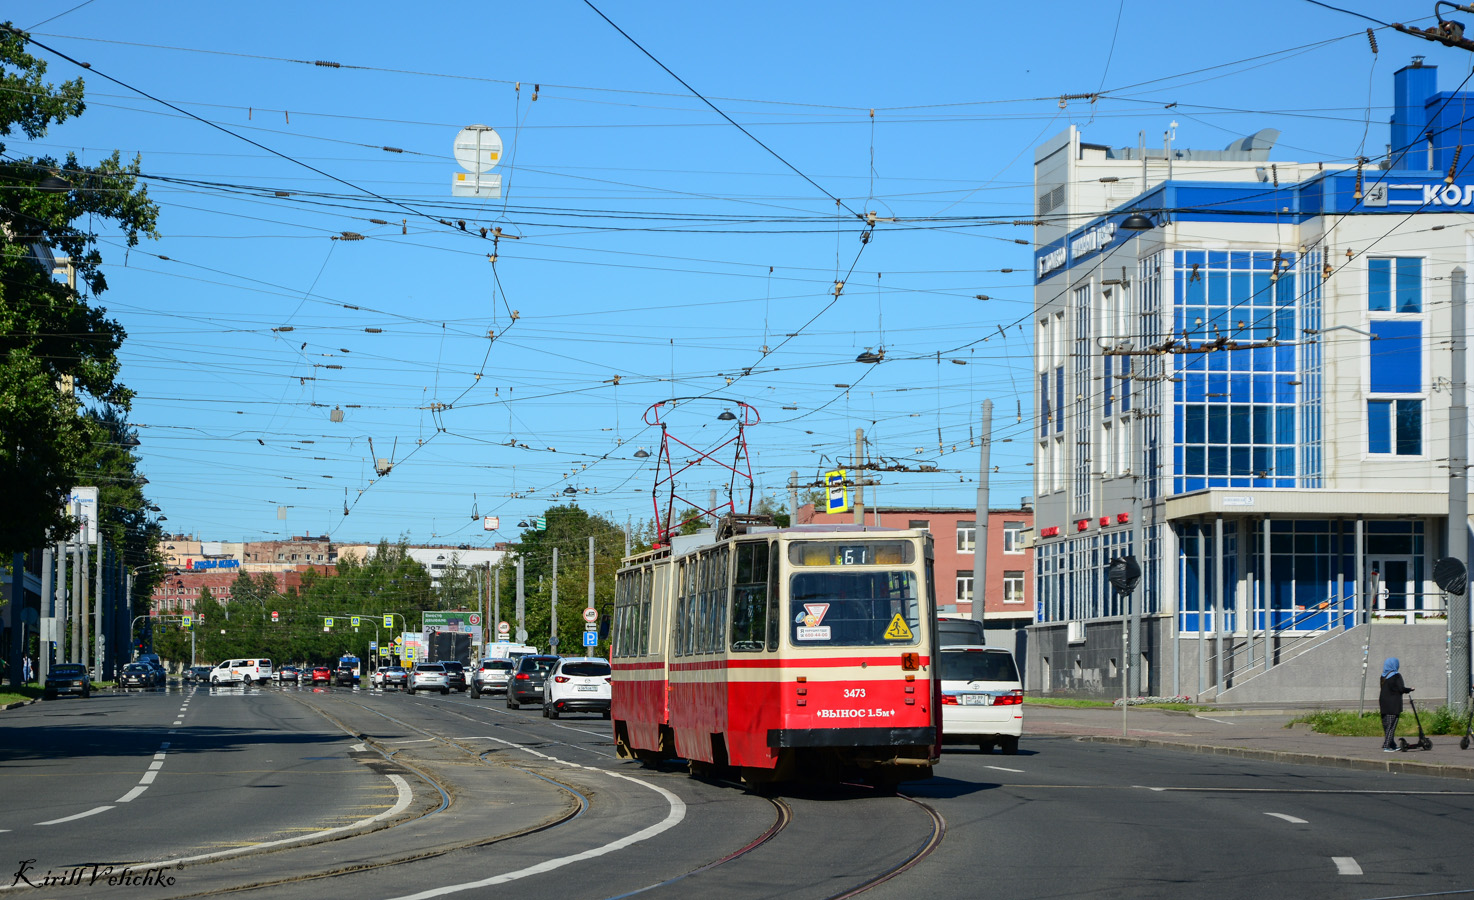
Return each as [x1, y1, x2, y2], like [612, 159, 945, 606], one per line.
[469, 658, 515, 698]
[938, 645, 1023, 754]
[209, 658, 273, 687]
[542, 657, 611, 719]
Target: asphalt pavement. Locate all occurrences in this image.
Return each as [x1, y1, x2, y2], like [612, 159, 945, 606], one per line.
[1026, 701, 1474, 779]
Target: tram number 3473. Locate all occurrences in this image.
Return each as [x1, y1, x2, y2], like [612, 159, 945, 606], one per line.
[843, 687, 866, 699]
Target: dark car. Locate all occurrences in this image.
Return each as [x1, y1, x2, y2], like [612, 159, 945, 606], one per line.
[278, 666, 300, 683]
[44, 663, 91, 700]
[182, 665, 212, 683]
[440, 661, 468, 693]
[506, 655, 559, 709]
[310, 666, 332, 685]
[119, 663, 160, 691]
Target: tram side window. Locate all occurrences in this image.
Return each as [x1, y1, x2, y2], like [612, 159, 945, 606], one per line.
[673, 562, 688, 657]
[767, 542, 780, 651]
[639, 566, 653, 657]
[685, 559, 701, 656]
[731, 542, 769, 652]
[613, 574, 628, 659]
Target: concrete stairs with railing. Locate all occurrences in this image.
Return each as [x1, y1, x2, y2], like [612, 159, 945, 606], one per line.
[1201, 622, 1449, 704]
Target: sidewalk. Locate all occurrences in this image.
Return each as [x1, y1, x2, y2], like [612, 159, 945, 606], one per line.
[1026, 703, 1474, 780]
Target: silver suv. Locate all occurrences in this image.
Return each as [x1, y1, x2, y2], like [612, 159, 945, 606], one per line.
[406, 663, 449, 695]
[470, 658, 515, 698]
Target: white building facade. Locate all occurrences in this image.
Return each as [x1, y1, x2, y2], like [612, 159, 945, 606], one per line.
[1029, 60, 1471, 701]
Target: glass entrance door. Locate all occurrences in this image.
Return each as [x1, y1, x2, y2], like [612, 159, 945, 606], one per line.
[1368, 557, 1417, 623]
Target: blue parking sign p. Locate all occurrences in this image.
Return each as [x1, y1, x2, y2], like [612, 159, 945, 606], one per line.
[582, 631, 597, 648]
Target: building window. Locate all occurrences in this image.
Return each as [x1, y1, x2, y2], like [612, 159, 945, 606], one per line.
[1368, 399, 1422, 455]
[908, 519, 930, 532]
[1003, 521, 1025, 553]
[1003, 570, 1026, 604]
[1369, 257, 1422, 313]
[276, 553, 284, 561]
[956, 521, 976, 553]
[956, 570, 974, 604]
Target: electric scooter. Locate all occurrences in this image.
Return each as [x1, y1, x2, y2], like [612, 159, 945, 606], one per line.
[1398, 693, 1434, 752]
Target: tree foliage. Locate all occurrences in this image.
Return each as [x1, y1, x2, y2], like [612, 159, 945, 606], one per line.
[495, 505, 626, 655]
[0, 24, 159, 557]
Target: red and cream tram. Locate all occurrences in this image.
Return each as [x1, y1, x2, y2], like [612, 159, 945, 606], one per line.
[611, 518, 939, 787]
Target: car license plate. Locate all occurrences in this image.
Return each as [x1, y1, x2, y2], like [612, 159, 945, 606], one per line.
[576, 685, 597, 692]
[960, 694, 990, 706]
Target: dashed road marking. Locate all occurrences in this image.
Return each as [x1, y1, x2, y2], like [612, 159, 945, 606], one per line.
[1334, 857, 1362, 876]
[984, 765, 1025, 773]
[1266, 812, 1308, 824]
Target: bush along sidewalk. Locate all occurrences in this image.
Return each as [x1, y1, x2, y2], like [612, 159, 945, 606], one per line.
[1290, 706, 1473, 737]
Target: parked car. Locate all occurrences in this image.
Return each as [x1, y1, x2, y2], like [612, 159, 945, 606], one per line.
[119, 663, 162, 691]
[43, 663, 91, 700]
[440, 661, 468, 692]
[506, 655, 559, 709]
[406, 663, 449, 695]
[372, 666, 407, 690]
[470, 658, 515, 698]
[309, 666, 332, 685]
[938, 645, 1023, 754]
[182, 665, 212, 683]
[937, 616, 987, 648]
[277, 666, 300, 683]
[209, 658, 272, 686]
[542, 657, 611, 719]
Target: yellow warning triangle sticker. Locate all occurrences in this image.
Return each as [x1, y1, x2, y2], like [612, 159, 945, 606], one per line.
[883, 614, 914, 641]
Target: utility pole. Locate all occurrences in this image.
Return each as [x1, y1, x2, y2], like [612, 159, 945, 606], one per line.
[493, 563, 501, 633]
[1450, 267, 1470, 714]
[515, 558, 526, 644]
[550, 547, 559, 654]
[587, 535, 596, 612]
[71, 536, 81, 664]
[789, 471, 799, 525]
[9, 553, 24, 689]
[94, 529, 104, 678]
[972, 400, 992, 624]
[854, 428, 866, 526]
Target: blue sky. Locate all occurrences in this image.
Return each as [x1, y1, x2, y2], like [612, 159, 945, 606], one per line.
[13, 1, 1454, 544]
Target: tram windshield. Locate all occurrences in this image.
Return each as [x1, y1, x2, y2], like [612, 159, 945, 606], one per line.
[789, 571, 921, 647]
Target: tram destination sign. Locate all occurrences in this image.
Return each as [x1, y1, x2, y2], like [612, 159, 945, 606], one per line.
[790, 540, 915, 567]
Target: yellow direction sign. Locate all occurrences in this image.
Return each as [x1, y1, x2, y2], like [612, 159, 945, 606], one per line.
[824, 469, 850, 514]
[882, 614, 914, 641]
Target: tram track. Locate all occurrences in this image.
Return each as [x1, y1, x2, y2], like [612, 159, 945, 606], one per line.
[151, 691, 590, 898]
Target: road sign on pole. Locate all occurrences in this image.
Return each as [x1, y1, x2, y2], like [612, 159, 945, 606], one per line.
[582, 631, 597, 648]
[582, 607, 597, 624]
[271, 610, 279, 622]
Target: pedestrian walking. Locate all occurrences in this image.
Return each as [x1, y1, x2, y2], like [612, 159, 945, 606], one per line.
[1380, 657, 1414, 752]
[21, 655, 32, 683]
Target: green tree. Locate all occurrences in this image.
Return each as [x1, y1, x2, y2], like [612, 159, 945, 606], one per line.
[0, 24, 159, 558]
[500, 506, 625, 655]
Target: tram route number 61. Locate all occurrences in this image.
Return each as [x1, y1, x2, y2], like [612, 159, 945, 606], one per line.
[843, 687, 866, 699]
[837, 545, 872, 565]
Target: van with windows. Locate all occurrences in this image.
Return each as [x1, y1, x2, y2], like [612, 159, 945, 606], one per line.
[937, 616, 986, 647]
[938, 645, 1023, 754]
[209, 658, 273, 686]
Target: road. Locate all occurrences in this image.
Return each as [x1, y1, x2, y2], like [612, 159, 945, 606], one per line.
[3, 683, 1473, 900]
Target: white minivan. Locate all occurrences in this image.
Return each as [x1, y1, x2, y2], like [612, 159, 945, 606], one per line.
[938, 645, 1023, 754]
[209, 658, 273, 686]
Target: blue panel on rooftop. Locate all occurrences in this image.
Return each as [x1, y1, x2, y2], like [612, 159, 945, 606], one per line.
[1370, 320, 1422, 393]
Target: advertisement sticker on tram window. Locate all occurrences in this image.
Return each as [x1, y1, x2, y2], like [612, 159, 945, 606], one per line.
[802, 603, 830, 628]
[797, 626, 832, 641]
[882, 614, 914, 641]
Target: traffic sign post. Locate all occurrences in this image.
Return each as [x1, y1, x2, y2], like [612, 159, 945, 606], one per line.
[582, 631, 597, 648]
[582, 608, 597, 624]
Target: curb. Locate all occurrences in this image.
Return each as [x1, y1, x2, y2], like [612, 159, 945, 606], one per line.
[1080, 735, 1474, 781]
[1, 700, 31, 711]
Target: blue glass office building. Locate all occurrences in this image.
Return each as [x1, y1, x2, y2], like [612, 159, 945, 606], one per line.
[1028, 61, 1466, 701]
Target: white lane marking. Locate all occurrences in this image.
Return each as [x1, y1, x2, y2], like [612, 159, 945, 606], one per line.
[382, 770, 685, 900]
[386, 738, 437, 744]
[172, 720, 182, 726]
[139, 770, 158, 785]
[116, 786, 148, 803]
[1334, 857, 1362, 876]
[350, 742, 366, 752]
[153, 752, 167, 761]
[1266, 813, 1308, 824]
[93, 774, 413, 873]
[1197, 716, 1233, 725]
[148, 760, 163, 771]
[36, 806, 113, 825]
[984, 765, 1024, 773]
